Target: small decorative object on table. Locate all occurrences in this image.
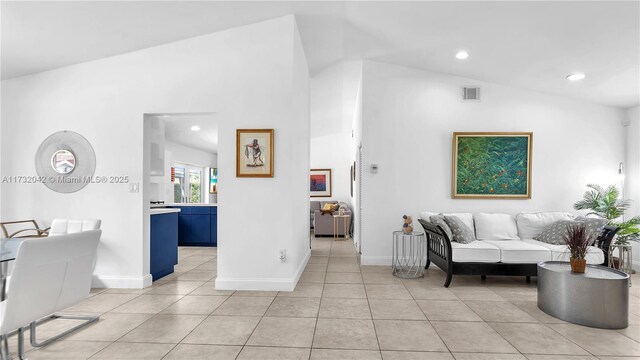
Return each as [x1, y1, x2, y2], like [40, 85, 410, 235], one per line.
[402, 215, 413, 234]
[392, 230, 427, 278]
[563, 223, 595, 273]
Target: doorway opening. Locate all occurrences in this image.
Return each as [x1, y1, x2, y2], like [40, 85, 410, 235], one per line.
[143, 112, 218, 285]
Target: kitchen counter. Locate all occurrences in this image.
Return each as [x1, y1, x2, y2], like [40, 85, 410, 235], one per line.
[150, 208, 181, 215]
[151, 203, 217, 208]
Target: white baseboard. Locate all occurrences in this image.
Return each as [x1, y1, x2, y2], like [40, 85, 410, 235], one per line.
[92, 274, 152, 289]
[361, 255, 392, 266]
[216, 249, 312, 292]
[293, 248, 312, 285]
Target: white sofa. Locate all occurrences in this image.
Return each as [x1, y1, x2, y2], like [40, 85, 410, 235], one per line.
[418, 211, 612, 287]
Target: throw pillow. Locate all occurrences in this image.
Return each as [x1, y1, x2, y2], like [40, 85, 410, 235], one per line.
[443, 215, 476, 244]
[534, 220, 583, 245]
[575, 216, 608, 244]
[429, 215, 454, 240]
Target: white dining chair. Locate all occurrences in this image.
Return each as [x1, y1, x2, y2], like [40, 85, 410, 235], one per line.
[48, 219, 101, 236]
[3, 218, 101, 294]
[0, 229, 101, 359]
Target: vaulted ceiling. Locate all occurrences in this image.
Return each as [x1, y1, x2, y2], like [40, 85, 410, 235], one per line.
[2, 1, 638, 108]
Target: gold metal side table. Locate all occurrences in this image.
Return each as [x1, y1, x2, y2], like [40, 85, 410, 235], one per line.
[333, 215, 350, 240]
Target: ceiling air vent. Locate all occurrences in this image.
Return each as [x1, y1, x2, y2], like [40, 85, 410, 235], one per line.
[462, 87, 480, 102]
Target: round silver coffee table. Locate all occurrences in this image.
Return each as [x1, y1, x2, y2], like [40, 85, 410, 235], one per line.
[537, 261, 629, 329]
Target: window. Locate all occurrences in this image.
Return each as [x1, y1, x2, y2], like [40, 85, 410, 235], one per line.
[174, 166, 186, 203]
[173, 163, 205, 204]
[189, 168, 202, 203]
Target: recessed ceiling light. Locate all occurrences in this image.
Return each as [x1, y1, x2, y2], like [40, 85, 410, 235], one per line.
[190, 125, 201, 132]
[566, 73, 586, 81]
[455, 51, 469, 60]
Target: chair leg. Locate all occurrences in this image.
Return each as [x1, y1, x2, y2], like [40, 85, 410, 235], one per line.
[17, 327, 26, 360]
[0, 334, 10, 360]
[481, 275, 487, 280]
[526, 276, 531, 283]
[30, 314, 99, 348]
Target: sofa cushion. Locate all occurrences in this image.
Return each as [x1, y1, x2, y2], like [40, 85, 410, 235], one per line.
[484, 240, 552, 264]
[429, 215, 453, 240]
[447, 213, 474, 231]
[420, 212, 474, 231]
[450, 241, 501, 263]
[474, 213, 519, 241]
[534, 220, 583, 245]
[444, 216, 476, 244]
[516, 211, 574, 239]
[575, 216, 609, 243]
[419, 211, 439, 222]
[523, 239, 605, 264]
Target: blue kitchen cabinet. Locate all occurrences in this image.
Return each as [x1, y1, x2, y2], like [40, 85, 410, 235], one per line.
[210, 210, 218, 247]
[191, 215, 211, 245]
[178, 212, 192, 244]
[150, 212, 178, 281]
[174, 205, 217, 247]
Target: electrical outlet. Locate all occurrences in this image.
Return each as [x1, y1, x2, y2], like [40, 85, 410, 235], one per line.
[279, 249, 286, 263]
[129, 182, 139, 193]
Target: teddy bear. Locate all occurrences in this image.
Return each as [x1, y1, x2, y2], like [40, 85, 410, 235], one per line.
[402, 215, 413, 234]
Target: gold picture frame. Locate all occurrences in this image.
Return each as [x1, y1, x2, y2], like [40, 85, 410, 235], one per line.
[310, 168, 332, 197]
[236, 129, 274, 178]
[452, 132, 532, 199]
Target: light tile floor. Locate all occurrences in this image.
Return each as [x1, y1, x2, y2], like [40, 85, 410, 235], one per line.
[7, 235, 640, 359]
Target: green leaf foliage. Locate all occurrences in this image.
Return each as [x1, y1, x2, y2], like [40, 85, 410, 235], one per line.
[574, 184, 639, 242]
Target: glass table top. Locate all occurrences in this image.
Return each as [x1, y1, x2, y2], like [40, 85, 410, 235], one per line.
[0, 238, 24, 263]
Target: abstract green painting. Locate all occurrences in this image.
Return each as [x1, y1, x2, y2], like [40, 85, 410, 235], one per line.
[452, 132, 532, 199]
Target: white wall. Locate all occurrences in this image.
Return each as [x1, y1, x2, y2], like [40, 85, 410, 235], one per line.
[624, 106, 640, 271]
[310, 61, 362, 203]
[351, 71, 364, 252]
[360, 60, 627, 265]
[214, 18, 311, 291]
[625, 106, 640, 218]
[166, 140, 217, 168]
[1, 16, 310, 290]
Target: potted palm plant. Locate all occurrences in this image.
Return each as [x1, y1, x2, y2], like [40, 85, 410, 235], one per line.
[564, 224, 596, 273]
[574, 184, 640, 245]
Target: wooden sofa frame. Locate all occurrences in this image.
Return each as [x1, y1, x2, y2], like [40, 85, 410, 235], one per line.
[417, 219, 619, 287]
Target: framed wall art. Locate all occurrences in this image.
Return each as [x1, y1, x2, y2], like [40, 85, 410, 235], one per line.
[452, 132, 532, 199]
[236, 129, 274, 178]
[310, 168, 332, 197]
[209, 168, 218, 194]
[350, 165, 354, 198]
